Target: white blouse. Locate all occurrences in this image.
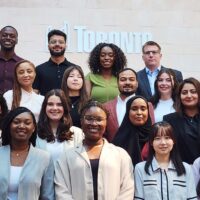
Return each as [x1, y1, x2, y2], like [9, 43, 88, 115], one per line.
[8, 166, 23, 200]
[4, 89, 44, 122]
[154, 98, 175, 123]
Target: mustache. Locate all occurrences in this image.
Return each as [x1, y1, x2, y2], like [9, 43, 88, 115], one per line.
[123, 84, 134, 88]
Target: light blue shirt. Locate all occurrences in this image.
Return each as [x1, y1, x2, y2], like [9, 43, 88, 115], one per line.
[134, 157, 197, 200]
[145, 67, 160, 95]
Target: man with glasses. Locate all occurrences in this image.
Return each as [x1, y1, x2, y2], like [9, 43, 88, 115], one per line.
[136, 41, 183, 100]
[33, 29, 76, 95]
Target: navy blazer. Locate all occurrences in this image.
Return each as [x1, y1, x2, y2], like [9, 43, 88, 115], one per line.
[136, 66, 183, 100]
[164, 112, 200, 164]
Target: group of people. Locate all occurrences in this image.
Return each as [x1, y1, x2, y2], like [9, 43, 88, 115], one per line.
[0, 25, 200, 200]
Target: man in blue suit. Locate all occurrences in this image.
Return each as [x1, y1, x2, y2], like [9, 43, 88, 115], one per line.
[136, 41, 183, 100]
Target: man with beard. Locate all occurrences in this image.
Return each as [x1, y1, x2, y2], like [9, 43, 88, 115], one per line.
[33, 29, 75, 95]
[0, 26, 23, 93]
[104, 68, 155, 142]
[104, 68, 137, 142]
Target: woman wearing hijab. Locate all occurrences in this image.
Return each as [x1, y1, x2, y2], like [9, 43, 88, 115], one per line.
[113, 95, 152, 166]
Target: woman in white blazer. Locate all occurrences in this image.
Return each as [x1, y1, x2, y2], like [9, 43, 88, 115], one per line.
[36, 89, 84, 162]
[0, 107, 54, 200]
[55, 100, 134, 200]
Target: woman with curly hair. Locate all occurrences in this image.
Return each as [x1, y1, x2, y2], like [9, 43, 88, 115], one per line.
[86, 43, 127, 103]
[36, 89, 84, 162]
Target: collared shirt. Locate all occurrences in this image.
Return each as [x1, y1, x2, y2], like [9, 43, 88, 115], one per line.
[33, 58, 75, 95]
[0, 52, 23, 93]
[134, 157, 197, 200]
[145, 66, 161, 95]
[116, 94, 135, 126]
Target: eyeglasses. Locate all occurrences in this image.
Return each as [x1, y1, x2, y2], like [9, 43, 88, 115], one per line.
[143, 50, 160, 55]
[83, 115, 107, 123]
[49, 40, 65, 45]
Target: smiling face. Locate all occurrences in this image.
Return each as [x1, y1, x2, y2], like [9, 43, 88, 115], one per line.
[157, 72, 173, 97]
[10, 112, 35, 145]
[129, 98, 148, 126]
[81, 106, 107, 143]
[0, 27, 18, 51]
[180, 83, 199, 108]
[118, 70, 138, 97]
[46, 95, 64, 123]
[67, 69, 83, 93]
[16, 62, 36, 90]
[48, 35, 66, 57]
[152, 129, 174, 158]
[100, 46, 115, 69]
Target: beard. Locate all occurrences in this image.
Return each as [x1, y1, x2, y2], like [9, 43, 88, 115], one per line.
[49, 48, 65, 57]
[120, 90, 136, 97]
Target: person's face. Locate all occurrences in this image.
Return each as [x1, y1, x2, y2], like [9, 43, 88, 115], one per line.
[157, 73, 173, 96]
[10, 112, 35, 144]
[180, 83, 199, 108]
[129, 98, 148, 126]
[67, 69, 83, 92]
[0, 27, 18, 50]
[118, 70, 138, 97]
[142, 45, 162, 69]
[81, 106, 107, 142]
[16, 62, 36, 89]
[46, 95, 64, 122]
[48, 35, 66, 57]
[153, 133, 174, 158]
[100, 46, 115, 69]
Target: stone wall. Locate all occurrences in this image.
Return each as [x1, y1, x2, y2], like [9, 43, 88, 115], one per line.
[0, 0, 200, 79]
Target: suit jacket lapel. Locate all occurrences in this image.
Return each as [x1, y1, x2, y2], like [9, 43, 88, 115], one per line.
[141, 69, 152, 96]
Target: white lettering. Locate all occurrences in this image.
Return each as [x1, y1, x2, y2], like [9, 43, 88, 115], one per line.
[46, 22, 153, 54]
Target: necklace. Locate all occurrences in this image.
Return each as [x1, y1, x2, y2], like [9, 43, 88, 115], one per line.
[71, 97, 80, 108]
[11, 146, 30, 157]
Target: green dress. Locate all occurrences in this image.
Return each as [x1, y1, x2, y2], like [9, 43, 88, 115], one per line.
[86, 73, 119, 103]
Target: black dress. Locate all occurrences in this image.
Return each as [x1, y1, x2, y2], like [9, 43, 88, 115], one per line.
[69, 96, 81, 128]
[164, 112, 200, 164]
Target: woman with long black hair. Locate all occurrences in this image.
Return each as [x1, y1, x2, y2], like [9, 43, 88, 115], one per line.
[134, 122, 197, 199]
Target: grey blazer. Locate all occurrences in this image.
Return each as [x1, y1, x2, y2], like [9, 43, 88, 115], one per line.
[136, 66, 183, 100]
[0, 145, 55, 200]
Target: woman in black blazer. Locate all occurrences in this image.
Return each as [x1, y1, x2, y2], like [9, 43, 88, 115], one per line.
[164, 77, 200, 164]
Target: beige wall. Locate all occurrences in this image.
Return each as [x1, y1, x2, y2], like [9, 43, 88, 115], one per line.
[0, 0, 200, 79]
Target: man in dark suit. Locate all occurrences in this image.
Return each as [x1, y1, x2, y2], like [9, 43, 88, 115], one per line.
[136, 41, 183, 100]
